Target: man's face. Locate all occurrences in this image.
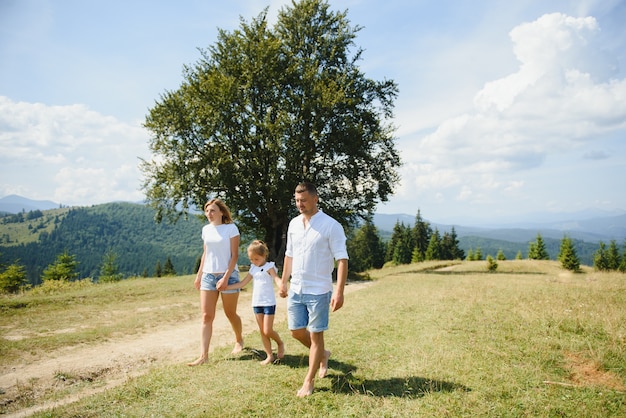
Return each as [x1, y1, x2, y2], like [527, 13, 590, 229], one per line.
[294, 191, 318, 216]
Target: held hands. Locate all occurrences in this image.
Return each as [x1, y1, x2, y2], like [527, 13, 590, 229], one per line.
[279, 282, 288, 298]
[216, 277, 228, 291]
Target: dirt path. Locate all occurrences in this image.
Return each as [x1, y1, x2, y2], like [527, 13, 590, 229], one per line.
[1, 282, 370, 417]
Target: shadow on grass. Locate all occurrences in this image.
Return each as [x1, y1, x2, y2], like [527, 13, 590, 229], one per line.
[233, 351, 469, 398]
[327, 373, 470, 398]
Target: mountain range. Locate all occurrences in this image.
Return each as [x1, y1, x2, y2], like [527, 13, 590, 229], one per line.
[3, 194, 626, 243]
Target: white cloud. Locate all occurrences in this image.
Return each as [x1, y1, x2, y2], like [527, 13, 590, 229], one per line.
[0, 96, 150, 205]
[393, 12, 626, 214]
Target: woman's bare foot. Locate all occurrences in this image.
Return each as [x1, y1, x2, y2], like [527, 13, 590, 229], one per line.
[277, 342, 285, 359]
[187, 356, 207, 367]
[296, 381, 314, 397]
[231, 340, 244, 354]
[260, 354, 275, 365]
[318, 350, 331, 378]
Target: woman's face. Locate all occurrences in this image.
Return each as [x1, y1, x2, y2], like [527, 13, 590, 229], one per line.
[205, 203, 222, 224]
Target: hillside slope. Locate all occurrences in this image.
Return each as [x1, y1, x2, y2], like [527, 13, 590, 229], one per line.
[0, 203, 206, 284]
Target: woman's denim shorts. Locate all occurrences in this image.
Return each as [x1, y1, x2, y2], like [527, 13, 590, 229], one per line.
[200, 272, 240, 294]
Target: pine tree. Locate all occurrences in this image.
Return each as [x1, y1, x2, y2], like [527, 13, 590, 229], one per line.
[496, 249, 506, 260]
[466, 248, 474, 261]
[100, 250, 123, 282]
[593, 242, 609, 271]
[515, 250, 523, 260]
[155, 261, 162, 278]
[347, 220, 385, 272]
[606, 240, 621, 271]
[558, 236, 581, 272]
[528, 233, 549, 260]
[411, 210, 431, 262]
[163, 257, 177, 276]
[42, 251, 79, 282]
[486, 255, 498, 272]
[441, 227, 464, 260]
[619, 240, 626, 272]
[424, 229, 442, 261]
[0, 263, 29, 293]
[474, 247, 483, 261]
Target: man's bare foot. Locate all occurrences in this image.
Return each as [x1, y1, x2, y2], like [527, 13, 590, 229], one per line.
[260, 354, 274, 365]
[231, 341, 244, 354]
[296, 381, 314, 397]
[187, 356, 207, 366]
[318, 350, 331, 378]
[277, 342, 285, 359]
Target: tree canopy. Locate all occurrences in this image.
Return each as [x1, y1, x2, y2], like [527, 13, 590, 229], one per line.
[141, 0, 400, 260]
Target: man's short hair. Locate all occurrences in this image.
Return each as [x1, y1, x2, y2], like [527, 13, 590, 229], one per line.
[295, 182, 318, 196]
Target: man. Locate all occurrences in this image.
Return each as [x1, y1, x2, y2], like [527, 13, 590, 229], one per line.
[279, 182, 349, 397]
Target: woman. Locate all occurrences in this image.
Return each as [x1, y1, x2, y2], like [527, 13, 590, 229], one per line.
[188, 198, 244, 366]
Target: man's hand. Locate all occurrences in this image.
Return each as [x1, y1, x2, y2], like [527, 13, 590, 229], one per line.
[279, 283, 288, 298]
[330, 293, 344, 312]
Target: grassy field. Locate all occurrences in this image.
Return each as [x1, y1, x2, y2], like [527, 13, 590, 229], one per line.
[1, 260, 625, 417]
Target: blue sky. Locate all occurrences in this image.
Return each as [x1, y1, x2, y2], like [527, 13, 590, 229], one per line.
[1, 0, 625, 225]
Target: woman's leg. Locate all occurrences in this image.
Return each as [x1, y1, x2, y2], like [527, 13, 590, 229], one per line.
[221, 291, 243, 353]
[188, 290, 218, 366]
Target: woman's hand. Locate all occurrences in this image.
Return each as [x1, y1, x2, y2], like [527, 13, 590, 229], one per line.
[194, 276, 201, 290]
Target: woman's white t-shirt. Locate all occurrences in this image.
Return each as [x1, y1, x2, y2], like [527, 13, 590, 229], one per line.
[201, 223, 240, 273]
[249, 261, 277, 307]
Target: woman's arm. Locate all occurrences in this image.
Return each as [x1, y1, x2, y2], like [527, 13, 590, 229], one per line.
[194, 244, 206, 290]
[216, 234, 240, 291]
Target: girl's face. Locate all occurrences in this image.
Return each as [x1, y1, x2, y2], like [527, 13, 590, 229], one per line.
[204, 203, 222, 225]
[248, 252, 266, 267]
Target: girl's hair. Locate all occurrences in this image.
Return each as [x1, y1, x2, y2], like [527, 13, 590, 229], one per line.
[247, 240, 269, 260]
[204, 198, 233, 224]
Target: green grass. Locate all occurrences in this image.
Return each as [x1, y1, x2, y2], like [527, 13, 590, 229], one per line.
[3, 260, 626, 417]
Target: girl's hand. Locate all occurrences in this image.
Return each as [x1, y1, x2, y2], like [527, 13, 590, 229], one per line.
[194, 276, 201, 290]
[216, 277, 228, 291]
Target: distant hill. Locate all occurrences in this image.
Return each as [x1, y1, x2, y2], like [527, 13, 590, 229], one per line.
[0, 195, 60, 214]
[0, 202, 206, 284]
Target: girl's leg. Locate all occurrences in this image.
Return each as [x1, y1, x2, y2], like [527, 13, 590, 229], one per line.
[263, 314, 284, 359]
[221, 291, 244, 353]
[255, 313, 274, 364]
[188, 290, 218, 366]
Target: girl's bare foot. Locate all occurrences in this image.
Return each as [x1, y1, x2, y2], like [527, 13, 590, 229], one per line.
[277, 342, 285, 359]
[296, 381, 314, 397]
[318, 350, 331, 378]
[187, 356, 207, 366]
[231, 340, 244, 354]
[260, 354, 274, 365]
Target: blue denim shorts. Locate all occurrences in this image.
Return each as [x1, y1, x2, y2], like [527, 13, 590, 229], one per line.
[287, 290, 331, 333]
[200, 272, 240, 294]
[253, 305, 276, 315]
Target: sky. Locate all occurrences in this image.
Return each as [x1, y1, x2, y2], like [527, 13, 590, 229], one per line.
[1, 0, 625, 225]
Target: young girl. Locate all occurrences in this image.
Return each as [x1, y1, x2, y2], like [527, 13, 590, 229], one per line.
[228, 240, 285, 365]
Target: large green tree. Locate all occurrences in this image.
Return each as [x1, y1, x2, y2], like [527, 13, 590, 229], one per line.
[141, 0, 400, 260]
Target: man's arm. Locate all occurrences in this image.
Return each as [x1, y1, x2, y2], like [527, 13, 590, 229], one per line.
[330, 258, 348, 312]
[279, 255, 293, 298]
